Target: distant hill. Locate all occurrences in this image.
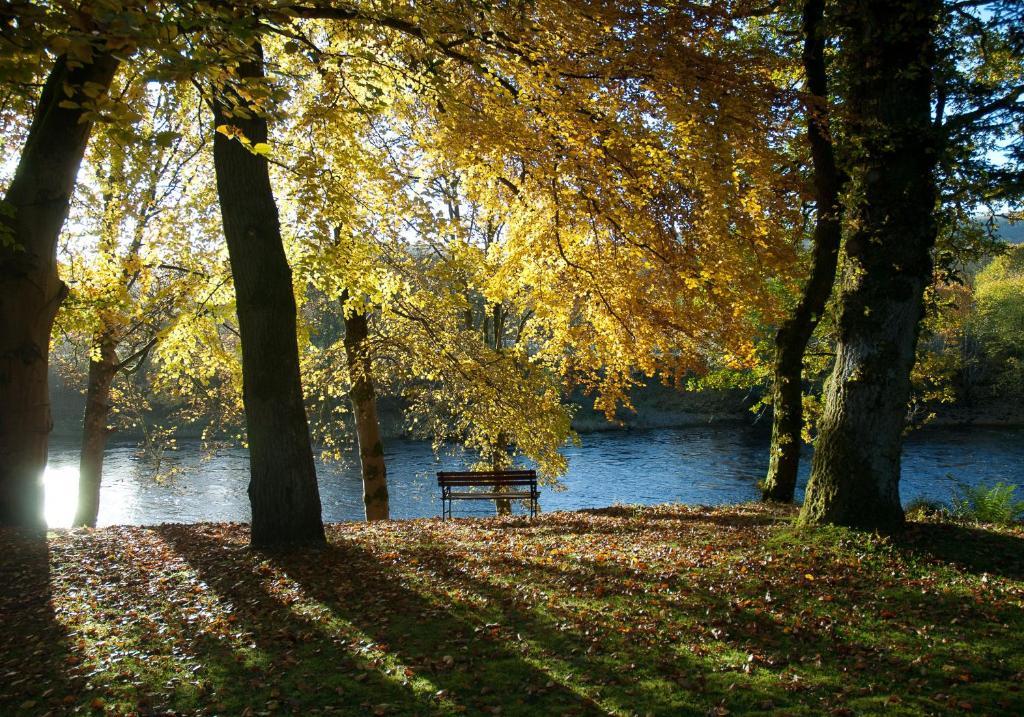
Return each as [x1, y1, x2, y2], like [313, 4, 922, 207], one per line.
[993, 216, 1024, 244]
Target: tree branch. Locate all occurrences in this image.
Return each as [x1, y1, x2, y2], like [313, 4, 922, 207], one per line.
[943, 83, 1024, 134]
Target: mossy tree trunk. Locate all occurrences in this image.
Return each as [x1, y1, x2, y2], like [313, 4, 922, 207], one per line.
[211, 43, 324, 547]
[341, 299, 389, 521]
[762, 0, 844, 503]
[492, 432, 512, 516]
[0, 53, 119, 528]
[490, 303, 513, 516]
[799, 0, 940, 530]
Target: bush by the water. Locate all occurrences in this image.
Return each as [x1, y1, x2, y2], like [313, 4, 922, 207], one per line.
[904, 496, 950, 521]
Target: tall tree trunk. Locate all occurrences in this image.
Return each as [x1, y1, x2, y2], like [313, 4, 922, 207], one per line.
[211, 43, 324, 547]
[341, 300, 389, 521]
[0, 53, 119, 528]
[762, 0, 844, 503]
[799, 0, 940, 530]
[73, 333, 118, 528]
[490, 303, 512, 516]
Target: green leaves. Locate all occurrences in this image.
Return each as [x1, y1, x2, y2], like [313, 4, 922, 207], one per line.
[153, 130, 181, 148]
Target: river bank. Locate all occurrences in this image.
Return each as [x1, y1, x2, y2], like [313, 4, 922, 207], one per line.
[50, 369, 1024, 444]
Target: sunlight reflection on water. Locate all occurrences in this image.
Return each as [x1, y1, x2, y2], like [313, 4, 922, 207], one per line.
[43, 465, 80, 528]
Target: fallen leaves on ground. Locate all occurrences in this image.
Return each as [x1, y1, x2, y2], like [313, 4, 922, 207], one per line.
[1, 503, 1023, 716]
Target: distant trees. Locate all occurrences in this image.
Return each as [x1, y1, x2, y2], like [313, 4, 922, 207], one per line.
[972, 246, 1024, 394]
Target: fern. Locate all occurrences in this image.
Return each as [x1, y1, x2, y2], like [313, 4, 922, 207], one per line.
[951, 481, 1024, 526]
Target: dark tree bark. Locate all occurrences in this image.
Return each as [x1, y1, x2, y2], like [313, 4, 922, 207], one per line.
[762, 0, 844, 503]
[341, 301, 390, 521]
[799, 0, 941, 530]
[0, 52, 119, 528]
[73, 333, 118, 528]
[211, 43, 324, 547]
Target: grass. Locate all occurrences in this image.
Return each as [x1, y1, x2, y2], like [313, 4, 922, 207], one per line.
[2, 503, 1023, 716]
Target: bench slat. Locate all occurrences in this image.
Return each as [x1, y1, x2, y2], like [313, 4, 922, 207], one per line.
[438, 472, 535, 479]
[439, 479, 535, 486]
[447, 492, 537, 499]
[438, 471, 535, 475]
[438, 471, 536, 486]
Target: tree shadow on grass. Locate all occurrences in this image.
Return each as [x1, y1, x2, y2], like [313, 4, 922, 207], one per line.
[37, 525, 341, 715]
[898, 521, 1024, 581]
[378, 516, 1024, 715]
[141, 513, 1024, 716]
[155, 524, 442, 716]
[0, 529, 76, 715]
[160, 524, 608, 716]
[385, 529, 831, 715]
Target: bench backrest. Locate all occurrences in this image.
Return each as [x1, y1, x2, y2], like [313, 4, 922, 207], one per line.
[437, 470, 537, 487]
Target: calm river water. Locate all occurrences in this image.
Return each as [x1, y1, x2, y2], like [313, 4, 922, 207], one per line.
[43, 425, 1024, 528]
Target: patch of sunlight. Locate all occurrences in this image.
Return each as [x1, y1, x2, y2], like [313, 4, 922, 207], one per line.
[55, 531, 271, 703]
[43, 465, 79, 528]
[269, 562, 609, 713]
[266, 568, 450, 710]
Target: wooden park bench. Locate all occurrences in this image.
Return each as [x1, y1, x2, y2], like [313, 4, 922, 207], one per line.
[437, 470, 539, 520]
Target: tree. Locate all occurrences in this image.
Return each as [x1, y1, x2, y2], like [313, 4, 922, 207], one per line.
[394, 2, 802, 423]
[341, 293, 389, 521]
[0, 44, 119, 527]
[761, 0, 844, 503]
[0, 0, 197, 527]
[800, 0, 1024, 528]
[799, 0, 942, 529]
[210, 40, 324, 547]
[53, 80, 224, 527]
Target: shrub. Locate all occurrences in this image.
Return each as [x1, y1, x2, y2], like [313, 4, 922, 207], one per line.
[904, 496, 949, 521]
[951, 481, 1024, 526]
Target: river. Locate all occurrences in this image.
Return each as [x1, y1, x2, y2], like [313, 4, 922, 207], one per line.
[42, 425, 1024, 528]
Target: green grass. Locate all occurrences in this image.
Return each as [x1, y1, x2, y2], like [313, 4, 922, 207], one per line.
[2, 503, 1023, 715]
